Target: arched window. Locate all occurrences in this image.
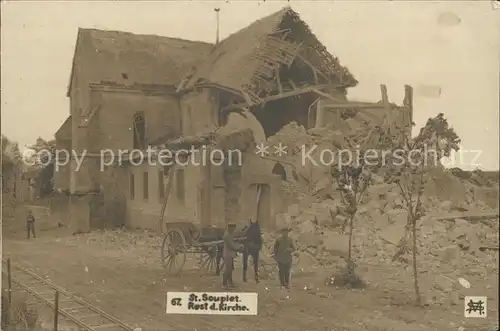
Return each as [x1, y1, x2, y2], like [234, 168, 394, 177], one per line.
[272, 162, 287, 181]
[133, 112, 146, 149]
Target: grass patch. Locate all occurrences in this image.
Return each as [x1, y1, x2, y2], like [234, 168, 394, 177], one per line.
[2, 291, 39, 331]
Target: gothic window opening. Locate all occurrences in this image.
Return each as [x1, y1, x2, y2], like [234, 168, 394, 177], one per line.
[133, 112, 146, 149]
[130, 174, 135, 200]
[143, 171, 149, 200]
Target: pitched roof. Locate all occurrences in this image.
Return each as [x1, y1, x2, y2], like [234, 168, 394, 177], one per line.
[67, 29, 214, 96]
[186, 7, 357, 93]
[55, 116, 72, 140]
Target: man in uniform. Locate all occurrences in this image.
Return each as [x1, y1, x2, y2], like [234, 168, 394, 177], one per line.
[222, 222, 244, 289]
[273, 226, 295, 289]
[26, 210, 36, 239]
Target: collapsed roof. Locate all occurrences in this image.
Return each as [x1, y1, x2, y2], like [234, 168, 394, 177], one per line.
[66, 7, 357, 105]
[185, 7, 358, 101]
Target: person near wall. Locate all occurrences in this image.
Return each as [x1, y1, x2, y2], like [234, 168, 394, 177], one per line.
[26, 210, 36, 239]
[273, 226, 295, 289]
[222, 223, 244, 289]
[242, 218, 262, 283]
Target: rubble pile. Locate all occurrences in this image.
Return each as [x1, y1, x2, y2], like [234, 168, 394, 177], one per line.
[266, 122, 345, 187]
[268, 122, 499, 303]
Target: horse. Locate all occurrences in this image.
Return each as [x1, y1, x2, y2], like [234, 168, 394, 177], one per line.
[199, 222, 261, 280]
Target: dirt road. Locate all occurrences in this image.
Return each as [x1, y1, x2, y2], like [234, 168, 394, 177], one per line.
[2, 229, 498, 331]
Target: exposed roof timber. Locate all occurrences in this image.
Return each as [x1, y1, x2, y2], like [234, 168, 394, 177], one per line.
[194, 82, 244, 97]
[321, 102, 387, 109]
[295, 54, 327, 83]
[275, 64, 283, 93]
[222, 83, 338, 111]
[311, 88, 343, 102]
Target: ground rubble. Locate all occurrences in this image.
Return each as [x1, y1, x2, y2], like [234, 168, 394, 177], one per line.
[266, 121, 499, 306]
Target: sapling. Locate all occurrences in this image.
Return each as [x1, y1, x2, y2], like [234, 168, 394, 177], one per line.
[328, 155, 372, 287]
[384, 113, 460, 305]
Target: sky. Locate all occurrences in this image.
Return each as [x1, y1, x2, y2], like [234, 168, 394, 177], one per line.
[1, 0, 499, 170]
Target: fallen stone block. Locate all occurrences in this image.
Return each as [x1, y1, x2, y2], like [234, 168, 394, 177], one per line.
[386, 209, 407, 225]
[294, 210, 316, 225]
[287, 204, 301, 217]
[296, 219, 316, 234]
[371, 211, 389, 229]
[440, 200, 454, 212]
[437, 245, 461, 265]
[379, 223, 407, 246]
[298, 232, 323, 249]
[334, 214, 348, 228]
[454, 218, 470, 228]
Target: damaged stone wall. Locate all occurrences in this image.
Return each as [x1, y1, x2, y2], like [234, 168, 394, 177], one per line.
[96, 90, 181, 150]
[127, 161, 201, 230]
[180, 89, 218, 136]
[68, 194, 92, 234]
[98, 164, 128, 228]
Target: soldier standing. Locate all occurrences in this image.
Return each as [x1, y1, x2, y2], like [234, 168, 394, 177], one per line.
[242, 218, 262, 283]
[26, 210, 36, 239]
[273, 227, 295, 289]
[222, 223, 243, 289]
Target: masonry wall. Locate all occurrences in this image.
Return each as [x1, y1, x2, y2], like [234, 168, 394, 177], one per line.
[180, 89, 218, 136]
[94, 90, 181, 151]
[127, 162, 200, 230]
[69, 32, 93, 194]
[54, 138, 71, 192]
[179, 89, 219, 227]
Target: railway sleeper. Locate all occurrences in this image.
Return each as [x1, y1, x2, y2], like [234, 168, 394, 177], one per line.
[62, 305, 88, 312]
[77, 313, 102, 320]
[92, 323, 118, 329]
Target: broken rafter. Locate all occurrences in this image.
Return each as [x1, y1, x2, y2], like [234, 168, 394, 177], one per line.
[310, 88, 343, 103]
[240, 86, 262, 106]
[276, 64, 282, 93]
[222, 83, 337, 112]
[321, 102, 387, 109]
[432, 211, 499, 221]
[241, 90, 253, 106]
[295, 53, 328, 83]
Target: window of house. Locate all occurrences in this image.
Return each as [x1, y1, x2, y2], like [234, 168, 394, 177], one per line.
[158, 170, 165, 200]
[176, 168, 185, 202]
[130, 174, 135, 200]
[133, 112, 146, 149]
[143, 171, 149, 200]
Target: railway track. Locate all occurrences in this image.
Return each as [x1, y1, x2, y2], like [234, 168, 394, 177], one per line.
[2, 260, 136, 331]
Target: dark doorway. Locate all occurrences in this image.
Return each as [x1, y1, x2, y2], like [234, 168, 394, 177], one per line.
[255, 183, 271, 228]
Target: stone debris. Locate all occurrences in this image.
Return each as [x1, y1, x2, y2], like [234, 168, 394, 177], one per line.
[263, 121, 499, 304]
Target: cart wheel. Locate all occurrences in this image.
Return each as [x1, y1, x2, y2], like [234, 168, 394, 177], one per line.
[199, 245, 224, 276]
[161, 228, 187, 274]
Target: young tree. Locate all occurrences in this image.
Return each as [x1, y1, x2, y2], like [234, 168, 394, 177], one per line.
[384, 113, 460, 305]
[330, 154, 372, 287]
